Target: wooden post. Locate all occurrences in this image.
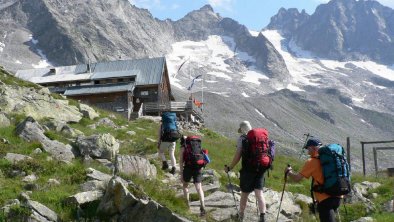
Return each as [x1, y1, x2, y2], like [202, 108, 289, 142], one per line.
[361, 142, 366, 176]
[373, 147, 378, 177]
[346, 137, 351, 172]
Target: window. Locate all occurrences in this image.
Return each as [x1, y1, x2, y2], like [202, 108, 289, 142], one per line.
[141, 91, 149, 96]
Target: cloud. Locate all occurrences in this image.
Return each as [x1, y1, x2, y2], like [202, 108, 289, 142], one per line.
[208, 0, 235, 11]
[171, 3, 180, 10]
[376, 0, 394, 9]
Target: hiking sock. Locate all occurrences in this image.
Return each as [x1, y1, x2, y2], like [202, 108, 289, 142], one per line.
[170, 166, 176, 174]
[259, 213, 265, 222]
[162, 161, 169, 170]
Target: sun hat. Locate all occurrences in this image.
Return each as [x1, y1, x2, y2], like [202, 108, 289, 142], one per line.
[238, 121, 252, 134]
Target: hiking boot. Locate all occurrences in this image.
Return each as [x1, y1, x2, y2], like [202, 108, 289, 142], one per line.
[170, 166, 176, 175]
[161, 161, 169, 170]
[200, 206, 206, 216]
[259, 213, 265, 222]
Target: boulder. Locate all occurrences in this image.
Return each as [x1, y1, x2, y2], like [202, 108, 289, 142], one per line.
[351, 217, 376, 222]
[0, 112, 10, 127]
[96, 117, 118, 128]
[383, 199, 394, 212]
[65, 190, 104, 205]
[15, 117, 47, 143]
[97, 177, 191, 222]
[76, 134, 119, 161]
[5, 153, 32, 163]
[115, 155, 157, 179]
[25, 200, 58, 222]
[97, 177, 139, 216]
[79, 103, 99, 120]
[0, 84, 82, 123]
[16, 117, 75, 162]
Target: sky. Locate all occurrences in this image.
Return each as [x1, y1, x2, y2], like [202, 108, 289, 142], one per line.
[129, 0, 394, 31]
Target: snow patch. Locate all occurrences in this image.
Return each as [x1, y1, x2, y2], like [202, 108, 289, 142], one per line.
[352, 96, 365, 103]
[167, 35, 262, 92]
[15, 60, 22, 64]
[287, 84, 305, 92]
[262, 30, 322, 87]
[28, 34, 52, 68]
[363, 81, 386, 89]
[0, 41, 4, 52]
[249, 30, 260, 37]
[255, 109, 266, 118]
[241, 69, 269, 84]
[241, 92, 249, 97]
[210, 91, 230, 97]
[207, 71, 232, 80]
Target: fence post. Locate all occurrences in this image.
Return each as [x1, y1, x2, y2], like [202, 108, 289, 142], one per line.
[373, 147, 378, 177]
[347, 137, 351, 172]
[361, 142, 366, 176]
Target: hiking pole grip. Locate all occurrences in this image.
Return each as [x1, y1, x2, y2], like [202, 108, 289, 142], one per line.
[224, 165, 230, 172]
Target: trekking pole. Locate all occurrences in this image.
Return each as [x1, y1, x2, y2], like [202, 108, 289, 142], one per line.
[276, 164, 291, 222]
[225, 165, 239, 216]
[299, 133, 312, 158]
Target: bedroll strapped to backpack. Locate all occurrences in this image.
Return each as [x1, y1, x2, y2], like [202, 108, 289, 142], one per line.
[314, 143, 351, 196]
[161, 112, 181, 142]
[242, 128, 273, 172]
[183, 136, 208, 168]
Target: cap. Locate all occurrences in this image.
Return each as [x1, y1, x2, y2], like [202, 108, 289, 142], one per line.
[238, 121, 252, 134]
[303, 138, 322, 149]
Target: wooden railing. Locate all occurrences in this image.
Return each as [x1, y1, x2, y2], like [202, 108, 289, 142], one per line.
[143, 101, 203, 121]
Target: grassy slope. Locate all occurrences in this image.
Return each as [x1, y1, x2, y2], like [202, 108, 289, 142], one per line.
[0, 67, 393, 221]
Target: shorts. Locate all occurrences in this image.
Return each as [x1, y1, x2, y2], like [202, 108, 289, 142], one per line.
[183, 166, 203, 184]
[159, 141, 176, 151]
[240, 169, 266, 193]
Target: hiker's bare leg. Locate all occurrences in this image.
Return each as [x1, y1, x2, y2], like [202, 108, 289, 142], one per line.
[240, 192, 249, 216]
[254, 189, 266, 213]
[183, 182, 190, 207]
[194, 182, 205, 208]
[168, 142, 176, 167]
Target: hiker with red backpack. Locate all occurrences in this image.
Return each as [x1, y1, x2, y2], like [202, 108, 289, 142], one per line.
[179, 135, 210, 217]
[225, 121, 275, 222]
[284, 138, 351, 222]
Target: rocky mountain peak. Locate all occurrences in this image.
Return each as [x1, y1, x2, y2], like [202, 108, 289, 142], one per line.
[199, 4, 214, 12]
[284, 0, 394, 64]
[266, 7, 310, 36]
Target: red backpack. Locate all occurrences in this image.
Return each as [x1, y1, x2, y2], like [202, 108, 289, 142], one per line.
[242, 128, 272, 172]
[182, 136, 207, 168]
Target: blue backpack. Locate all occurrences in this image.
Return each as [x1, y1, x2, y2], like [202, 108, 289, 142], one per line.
[162, 112, 177, 130]
[315, 144, 351, 196]
[161, 112, 181, 142]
